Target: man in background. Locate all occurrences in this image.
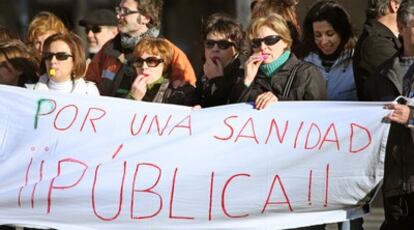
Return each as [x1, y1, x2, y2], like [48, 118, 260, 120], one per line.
[354, 0, 402, 101]
[85, 0, 196, 97]
[78, 9, 118, 60]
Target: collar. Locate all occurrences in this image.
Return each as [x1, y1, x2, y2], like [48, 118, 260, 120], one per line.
[120, 27, 160, 49]
[259, 51, 291, 78]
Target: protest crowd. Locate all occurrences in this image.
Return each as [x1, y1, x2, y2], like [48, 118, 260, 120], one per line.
[0, 0, 414, 229]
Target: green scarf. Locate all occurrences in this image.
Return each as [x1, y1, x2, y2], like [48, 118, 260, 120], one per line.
[259, 51, 291, 78]
[146, 76, 165, 90]
[142, 76, 167, 102]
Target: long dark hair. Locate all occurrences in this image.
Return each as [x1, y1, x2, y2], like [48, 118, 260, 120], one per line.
[303, 0, 356, 57]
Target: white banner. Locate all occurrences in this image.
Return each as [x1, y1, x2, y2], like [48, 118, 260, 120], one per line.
[0, 85, 389, 229]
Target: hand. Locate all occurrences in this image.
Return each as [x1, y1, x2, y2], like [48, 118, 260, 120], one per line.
[255, 91, 278, 110]
[384, 103, 411, 124]
[192, 105, 202, 110]
[129, 74, 148, 101]
[244, 52, 263, 86]
[203, 58, 224, 80]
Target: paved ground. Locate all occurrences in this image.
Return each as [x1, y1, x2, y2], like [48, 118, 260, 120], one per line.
[327, 193, 384, 230]
[325, 207, 384, 230]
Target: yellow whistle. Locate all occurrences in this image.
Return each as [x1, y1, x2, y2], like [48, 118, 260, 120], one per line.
[49, 68, 56, 77]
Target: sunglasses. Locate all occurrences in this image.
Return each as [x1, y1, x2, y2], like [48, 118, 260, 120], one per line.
[115, 6, 141, 16]
[204, 40, 235, 50]
[43, 52, 73, 61]
[132, 57, 164, 68]
[251, 35, 282, 49]
[85, 26, 101, 34]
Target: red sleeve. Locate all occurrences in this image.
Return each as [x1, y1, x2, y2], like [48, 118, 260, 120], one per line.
[165, 39, 196, 86]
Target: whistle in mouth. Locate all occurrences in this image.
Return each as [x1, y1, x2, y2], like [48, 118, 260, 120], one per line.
[49, 68, 56, 77]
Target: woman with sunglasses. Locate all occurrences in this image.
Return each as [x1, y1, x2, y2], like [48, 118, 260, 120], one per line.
[196, 13, 247, 107]
[230, 13, 326, 110]
[128, 37, 195, 105]
[27, 33, 99, 95]
[251, 0, 303, 58]
[302, 0, 358, 101]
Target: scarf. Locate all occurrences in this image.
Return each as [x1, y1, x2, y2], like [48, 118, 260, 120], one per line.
[120, 27, 160, 50]
[260, 51, 291, 78]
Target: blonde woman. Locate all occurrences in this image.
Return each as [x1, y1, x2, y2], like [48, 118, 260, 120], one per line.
[26, 11, 68, 56]
[230, 13, 326, 109]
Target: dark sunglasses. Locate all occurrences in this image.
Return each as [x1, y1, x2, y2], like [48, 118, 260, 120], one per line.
[204, 40, 235, 50]
[115, 6, 140, 16]
[251, 35, 282, 49]
[43, 52, 73, 61]
[132, 57, 164, 68]
[85, 26, 101, 34]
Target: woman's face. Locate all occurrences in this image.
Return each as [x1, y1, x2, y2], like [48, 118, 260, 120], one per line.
[134, 52, 164, 85]
[313, 20, 342, 55]
[35, 31, 56, 55]
[0, 61, 22, 86]
[251, 26, 288, 64]
[44, 40, 74, 82]
[204, 32, 238, 67]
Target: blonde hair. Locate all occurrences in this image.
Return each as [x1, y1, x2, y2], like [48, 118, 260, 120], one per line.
[251, 0, 300, 36]
[248, 13, 293, 49]
[26, 11, 68, 48]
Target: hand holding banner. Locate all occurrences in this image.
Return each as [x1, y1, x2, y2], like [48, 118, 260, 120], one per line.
[0, 85, 389, 229]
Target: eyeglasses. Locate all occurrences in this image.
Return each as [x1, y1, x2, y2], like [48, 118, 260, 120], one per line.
[43, 52, 73, 61]
[115, 6, 141, 16]
[251, 35, 282, 49]
[132, 57, 164, 68]
[204, 40, 235, 50]
[85, 26, 102, 34]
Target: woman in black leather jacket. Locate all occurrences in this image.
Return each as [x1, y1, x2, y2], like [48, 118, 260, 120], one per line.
[196, 13, 247, 107]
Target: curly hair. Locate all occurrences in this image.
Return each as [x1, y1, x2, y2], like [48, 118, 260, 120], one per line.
[201, 13, 246, 52]
[135, 0, 163, 29]
[133, 37, 172, 72]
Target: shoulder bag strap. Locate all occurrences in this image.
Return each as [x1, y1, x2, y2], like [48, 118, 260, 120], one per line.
[282, 62, 302, 98]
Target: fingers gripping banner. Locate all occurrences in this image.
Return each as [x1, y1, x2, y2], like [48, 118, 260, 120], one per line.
[0, 85, 389, 229]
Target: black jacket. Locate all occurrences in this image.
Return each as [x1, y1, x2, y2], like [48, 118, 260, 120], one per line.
[143, 78, 196, 106]
[364, 53, 403, 101]
[365, 55, 414, 198]
[196, 57, 244, 107]
[230, 54, 326, 103]
[353, 19, 402, 101]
